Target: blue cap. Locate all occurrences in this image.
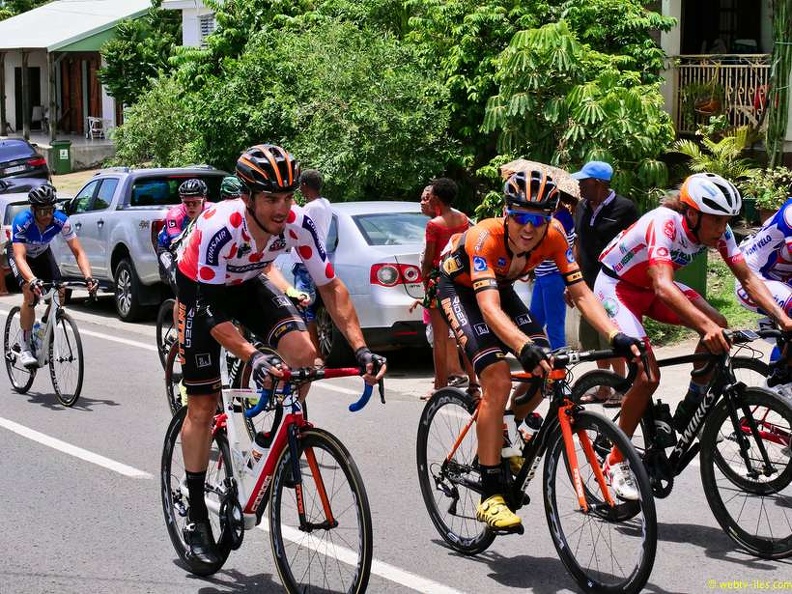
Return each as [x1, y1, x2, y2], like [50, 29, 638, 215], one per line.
[571, 161, 613, 181]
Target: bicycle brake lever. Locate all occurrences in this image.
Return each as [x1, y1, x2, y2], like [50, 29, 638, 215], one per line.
[348, 383, 373, 412]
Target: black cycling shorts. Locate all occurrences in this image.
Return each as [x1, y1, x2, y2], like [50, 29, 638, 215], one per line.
[437, 276, 548, 376]
[7, 245, 60, 289]
[175, 269, 307, 396]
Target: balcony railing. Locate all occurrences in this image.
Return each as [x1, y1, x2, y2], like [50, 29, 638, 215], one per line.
[672, 54, 770, 134]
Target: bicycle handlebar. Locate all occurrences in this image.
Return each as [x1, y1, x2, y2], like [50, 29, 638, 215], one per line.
[243, 365, 386, 418]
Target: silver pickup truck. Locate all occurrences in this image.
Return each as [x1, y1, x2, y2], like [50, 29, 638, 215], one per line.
[51, 166, 228, 321]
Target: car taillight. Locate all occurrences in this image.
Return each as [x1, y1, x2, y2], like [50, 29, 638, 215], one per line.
[151, 219, 165, 250]
[27, 157, 46, 168]
[370, 263, 422, 287]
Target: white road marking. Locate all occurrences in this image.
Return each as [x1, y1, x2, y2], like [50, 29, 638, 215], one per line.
[79, 328, 158, 351]
[0, 417, 152, 478]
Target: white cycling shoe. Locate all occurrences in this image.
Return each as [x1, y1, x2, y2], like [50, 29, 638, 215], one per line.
[18, 347, 37, 368]
[603, 459, 640, 501]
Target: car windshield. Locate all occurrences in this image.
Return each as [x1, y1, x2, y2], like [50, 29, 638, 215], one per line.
[352, 212, 428, 246]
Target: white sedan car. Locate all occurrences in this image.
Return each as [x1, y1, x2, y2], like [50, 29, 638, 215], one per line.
[279, 201, 431, 364]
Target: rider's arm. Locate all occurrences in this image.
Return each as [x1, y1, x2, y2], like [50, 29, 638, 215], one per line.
[730, 258, 792, 332]
[11, 242, 35, 284]
[65, 236, 92, 280]
[316, 277, 366, 351]
[648, 262, 730, 351]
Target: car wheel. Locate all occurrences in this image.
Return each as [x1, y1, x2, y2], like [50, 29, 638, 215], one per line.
[315, 304, 353, 366]
[114, 258, 145, 322]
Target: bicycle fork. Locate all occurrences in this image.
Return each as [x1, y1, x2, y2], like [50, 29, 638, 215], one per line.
[558, 403, 616, 512]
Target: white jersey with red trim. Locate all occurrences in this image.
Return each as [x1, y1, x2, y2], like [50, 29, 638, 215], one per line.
[599, 207, 742, 289]
[177, 199, 335, 286]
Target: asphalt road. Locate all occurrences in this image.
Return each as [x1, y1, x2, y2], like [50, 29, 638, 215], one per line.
[0, 292, 790, 593]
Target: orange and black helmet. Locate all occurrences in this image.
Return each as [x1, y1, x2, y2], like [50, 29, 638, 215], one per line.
[503, 170, 560, 212]
[235, 144, 301, 194]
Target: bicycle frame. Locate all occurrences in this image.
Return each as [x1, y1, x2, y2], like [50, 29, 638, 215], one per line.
[29, 281, 83, 368]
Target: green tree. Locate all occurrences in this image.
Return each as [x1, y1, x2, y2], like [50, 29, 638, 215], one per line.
[481, 20, 674, 217]
[0, 0, 48, 21]
[98, 1, 181, 107]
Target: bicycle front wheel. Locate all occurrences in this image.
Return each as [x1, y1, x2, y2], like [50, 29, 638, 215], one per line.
[161, 407, 233, 576]
[3, 306, 35, 393]
[731, 356, 770, 388]
[416, 387, 495, 555]
[544, 409, 657, 594]
[269, 427, 372, 594]
[156, 298, 177, 370]
[48, 311, 83, 407]
[700, 386, 792, 559]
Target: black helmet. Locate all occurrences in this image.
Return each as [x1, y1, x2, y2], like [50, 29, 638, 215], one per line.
[220, 175, 243, 199]
[503, 170, 560, 212]
[178, 178, 208, 198]
[28, 182, 57, 207]
[236, 144, 300, 194]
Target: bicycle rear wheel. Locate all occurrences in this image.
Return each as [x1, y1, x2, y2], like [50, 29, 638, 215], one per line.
[544, 409, 657, 594]
[3, 306, 35, 393]
[269, 427, 372, 594]
[48, 311, 83, 407]
[161, 407, 234, 576]
[164, 342, 185, 415]
[156, 298, 177, 370]
[416, 387, 495, 555]
[700, 386, 792, 559]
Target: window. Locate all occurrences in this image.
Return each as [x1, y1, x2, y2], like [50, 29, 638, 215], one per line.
[199, 13, 216, 47]
[72, 180, 99, 214]
[352, 212, 428, 246]
[92, 178, 118, 211]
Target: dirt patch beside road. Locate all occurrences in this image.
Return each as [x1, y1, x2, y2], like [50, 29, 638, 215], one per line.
[52, 168, 101, 195]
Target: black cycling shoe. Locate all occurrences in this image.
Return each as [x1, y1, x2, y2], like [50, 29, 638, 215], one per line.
[183, 521, 221, 565]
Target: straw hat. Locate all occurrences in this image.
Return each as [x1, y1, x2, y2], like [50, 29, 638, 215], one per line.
[500, 158, 580, 201]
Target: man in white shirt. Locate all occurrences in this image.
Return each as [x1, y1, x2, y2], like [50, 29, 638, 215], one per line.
[292, 169, 332, 350]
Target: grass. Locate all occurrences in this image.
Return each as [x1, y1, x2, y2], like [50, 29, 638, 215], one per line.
[52, 168, 101, 195]
[646, 249, 764, 347]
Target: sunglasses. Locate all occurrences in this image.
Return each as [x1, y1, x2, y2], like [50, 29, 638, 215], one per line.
[181, 199, 204, 207]
[506, 209, 551, 226]
[33, 206, 55, 215]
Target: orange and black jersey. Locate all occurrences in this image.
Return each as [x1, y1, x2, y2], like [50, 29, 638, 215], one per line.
[440, 217, 583, 292]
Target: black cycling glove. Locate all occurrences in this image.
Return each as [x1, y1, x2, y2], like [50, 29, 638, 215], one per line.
[355, 347, 386, 375]
[518, 341, 549, 372]
[610, 332, 643, 358]
[249, 350, 284, 386]
[84, 277, 98, 295]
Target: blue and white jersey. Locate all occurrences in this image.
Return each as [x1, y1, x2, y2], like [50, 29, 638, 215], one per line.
[740, 198, 792, 283]
[11, 209, 76, 258]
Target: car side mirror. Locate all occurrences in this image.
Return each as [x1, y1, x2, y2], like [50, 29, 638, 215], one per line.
[63, 199, 76, 215]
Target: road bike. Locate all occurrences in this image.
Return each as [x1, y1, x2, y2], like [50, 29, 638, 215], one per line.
[571, 329, 792, 559]
[155, 297, 176, 369]
[416, 347, 657, 594]
[161, 352, 384, 592]
[3, 280, 88, 406]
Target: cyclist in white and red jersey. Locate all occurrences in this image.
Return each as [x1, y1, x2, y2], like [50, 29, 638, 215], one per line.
[734, 196, 792, 386]
[174, 144, 387, 567]
[595, 173, 792, 462]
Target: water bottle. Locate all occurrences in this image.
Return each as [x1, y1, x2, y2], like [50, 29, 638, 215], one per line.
[653, 400, 677, 448]
[517, 412, 543, 444]
[246, 431, 272, 472]
[31, 321, 43, 352]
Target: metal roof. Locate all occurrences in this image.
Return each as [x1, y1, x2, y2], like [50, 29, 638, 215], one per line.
[0, 0, 152, 51]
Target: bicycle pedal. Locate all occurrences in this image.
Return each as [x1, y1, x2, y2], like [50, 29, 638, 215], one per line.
[492, 524, 525, 536]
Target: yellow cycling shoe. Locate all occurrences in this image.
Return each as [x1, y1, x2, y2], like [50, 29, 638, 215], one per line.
[179, 380, 189, 407]
[476, 495, 522, 530]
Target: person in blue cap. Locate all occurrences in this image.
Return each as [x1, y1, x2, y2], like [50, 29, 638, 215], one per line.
[570, 160, 638, 405]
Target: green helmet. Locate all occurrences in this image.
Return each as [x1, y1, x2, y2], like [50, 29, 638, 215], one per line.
[220, 175, 243, 199]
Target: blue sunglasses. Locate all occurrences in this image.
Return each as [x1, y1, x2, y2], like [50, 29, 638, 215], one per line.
[506, 209, 551, 226]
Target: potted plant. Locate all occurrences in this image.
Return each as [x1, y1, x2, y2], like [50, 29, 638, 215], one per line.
[680, 76, 725, 128]
[739, 166, 792, 224]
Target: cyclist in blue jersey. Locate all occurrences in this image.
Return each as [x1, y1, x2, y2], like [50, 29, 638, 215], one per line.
[735, 197, 792, 386]
[8, 183, 97, 367]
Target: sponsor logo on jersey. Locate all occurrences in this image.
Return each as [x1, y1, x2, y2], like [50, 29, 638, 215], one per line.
[602, 298, 619, 317]
[206, 228, 232, 266]
[168, 219, 178, 228]
[515, 314, 532, 326]
[227, 261, 269, 274]
[473, 256, 487, 272]
[663, 219, 676, 240]
[442, 254, 463, 274]
[565, 247, 575, 263]
[473, 323, 490, 336]
[269, 237, 286, 252]
[473, 279, 493, 291]
[301, 215, 327, 260]
[497, 257, 507, 267]
[237, 242, 251, 258]
[195, 353, 212, 368]
[744, 233, 773, 256]
[654, 246, 669, 258]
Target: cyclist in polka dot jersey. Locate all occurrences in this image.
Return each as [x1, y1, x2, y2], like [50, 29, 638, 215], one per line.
[174, 144, 387, 566]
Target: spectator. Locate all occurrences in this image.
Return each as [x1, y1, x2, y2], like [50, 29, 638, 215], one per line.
[571, 160, 639, 406]
[292, 169, 332, 353]
[420, 178, 474, 398]
[530, 191, 577, 349]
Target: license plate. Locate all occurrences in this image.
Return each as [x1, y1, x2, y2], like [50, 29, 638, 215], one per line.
[3, 165, 25, 175]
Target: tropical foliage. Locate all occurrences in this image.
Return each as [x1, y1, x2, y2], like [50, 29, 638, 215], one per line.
[0, 0, 47, 21]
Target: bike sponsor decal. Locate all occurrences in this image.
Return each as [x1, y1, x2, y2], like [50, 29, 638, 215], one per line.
[206, 227, 232, 266]
[472, 256, 487, 272]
